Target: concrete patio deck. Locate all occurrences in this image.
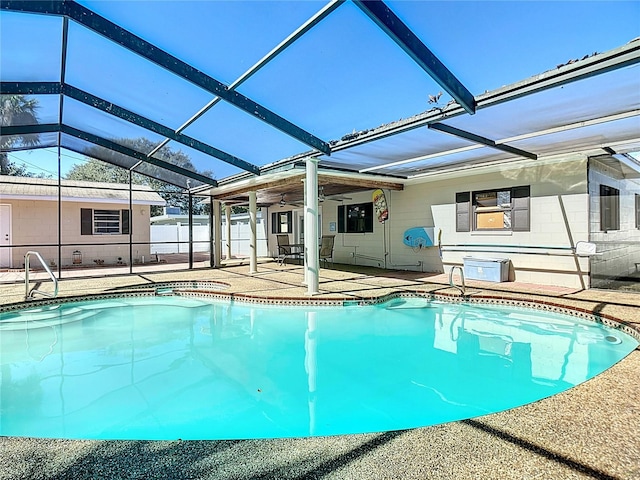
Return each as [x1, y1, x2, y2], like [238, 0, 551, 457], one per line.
[1, 262, 639, 480]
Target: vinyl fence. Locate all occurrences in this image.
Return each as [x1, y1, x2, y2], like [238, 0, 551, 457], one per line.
[150, 219, 269, 258]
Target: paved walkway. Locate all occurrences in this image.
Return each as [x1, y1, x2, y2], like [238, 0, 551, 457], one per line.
[1, 262, 639, 480]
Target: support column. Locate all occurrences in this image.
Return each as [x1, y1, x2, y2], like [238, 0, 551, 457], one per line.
[305, 157, 320, 295]
[188, 191, 193, 269]
[208, 196, 214, 268]
[249, 190, 258, 274]
[213, 199, 222, 268]
[225, 204, 232, 262]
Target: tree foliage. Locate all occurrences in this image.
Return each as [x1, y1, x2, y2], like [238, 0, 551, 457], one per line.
[0, 95, 40, 175]
[66, 138, 215, 215]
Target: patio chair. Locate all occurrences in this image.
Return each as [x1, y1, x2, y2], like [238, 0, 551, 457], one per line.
[276, 234, 301, 265]
[319, 235, 335, 268]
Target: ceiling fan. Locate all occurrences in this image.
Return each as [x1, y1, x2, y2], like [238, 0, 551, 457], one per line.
[279, 193, 303, 207]
[318, 186, 352, 202]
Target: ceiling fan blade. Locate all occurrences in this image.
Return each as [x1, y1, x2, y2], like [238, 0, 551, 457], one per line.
[326, 194, 352, 201]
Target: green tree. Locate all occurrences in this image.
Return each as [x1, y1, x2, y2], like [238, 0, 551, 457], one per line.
[0, 95, 40, 175]
[66, 138, 215, 215]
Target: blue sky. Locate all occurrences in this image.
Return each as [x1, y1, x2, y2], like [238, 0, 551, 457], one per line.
[4, 0, 640, 180]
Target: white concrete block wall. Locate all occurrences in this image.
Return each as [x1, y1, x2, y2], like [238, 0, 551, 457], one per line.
[589, 158, 640, 285]
[317, 157, 593, 287]
[427, 158, 590, 288]
[318, 192, 387, 268]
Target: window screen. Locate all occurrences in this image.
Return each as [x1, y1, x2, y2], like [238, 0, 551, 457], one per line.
[81, 208, 129, 235]
[271, 211, 292, 234]
[338, 202, 374, 233]
[600, 184, 619, 232]
[456, 186, 530, 232]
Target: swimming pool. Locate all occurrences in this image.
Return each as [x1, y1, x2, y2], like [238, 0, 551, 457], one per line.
[0, 294, 637, 440]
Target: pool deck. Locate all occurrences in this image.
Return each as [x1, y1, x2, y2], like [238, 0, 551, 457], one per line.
[1, 262, 639, 480]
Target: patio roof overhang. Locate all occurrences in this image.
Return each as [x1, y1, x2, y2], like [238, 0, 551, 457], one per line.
[200, 165, 404, 207]
[1, 1, 639, 199]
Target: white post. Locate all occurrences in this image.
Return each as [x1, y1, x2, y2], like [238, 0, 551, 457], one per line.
[305, 157, 319, 295]
[302, 178, 308, 285]
[213, 199, 222, 267]
[211, 200, 222, 268]
[225, 204, 232, 262]
[249, 190, 258, 274]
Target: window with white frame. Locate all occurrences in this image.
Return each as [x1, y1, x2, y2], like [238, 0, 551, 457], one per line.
[81, 208, 130, 235]
[271, 211, 292, 234]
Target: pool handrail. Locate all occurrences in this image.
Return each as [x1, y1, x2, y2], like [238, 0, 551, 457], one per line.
[449, 265, 466, 296]
[24, 251, 59, 301]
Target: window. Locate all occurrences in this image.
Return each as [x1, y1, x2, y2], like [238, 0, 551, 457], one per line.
[456, 186, 530, 232]
[81, 208, 130, 235]
[271, 211, 292, 234]
[338, 202, 374, 233]
[636, 194, 640, 229]
[600, 185, 619, 232]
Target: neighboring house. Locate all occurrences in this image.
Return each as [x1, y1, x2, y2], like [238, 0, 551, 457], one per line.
[0, 176, 165, 268]
[148, 207, 211, 226]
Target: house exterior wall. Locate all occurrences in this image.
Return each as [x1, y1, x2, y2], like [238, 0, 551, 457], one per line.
[429, 158, 589, 288]
[319, 156, 591, 289]
[4, 199, 151, 268]
[588, 157, 640, 286]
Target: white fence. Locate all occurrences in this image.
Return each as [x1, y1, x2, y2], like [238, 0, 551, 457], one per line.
[150, 219, 269, 257]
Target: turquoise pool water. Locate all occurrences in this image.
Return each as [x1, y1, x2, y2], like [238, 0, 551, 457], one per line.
[0, 296, 637, 440]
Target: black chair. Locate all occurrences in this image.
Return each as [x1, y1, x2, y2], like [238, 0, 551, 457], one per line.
[319, 235, 335, 268]
[276, 234, 302, 265]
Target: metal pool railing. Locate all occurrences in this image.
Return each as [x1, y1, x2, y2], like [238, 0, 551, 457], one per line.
[24, 251, 59, 301]
[449, 265, 466, 296]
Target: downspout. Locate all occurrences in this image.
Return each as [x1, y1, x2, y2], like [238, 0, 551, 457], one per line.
[382, 190, 424, 271]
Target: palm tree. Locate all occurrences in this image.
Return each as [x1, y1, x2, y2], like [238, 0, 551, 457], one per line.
[0, 94, 40, 174]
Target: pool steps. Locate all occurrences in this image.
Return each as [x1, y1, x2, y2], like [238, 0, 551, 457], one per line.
[385, 298, 435, 309]
[0, 305, 99, 331]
